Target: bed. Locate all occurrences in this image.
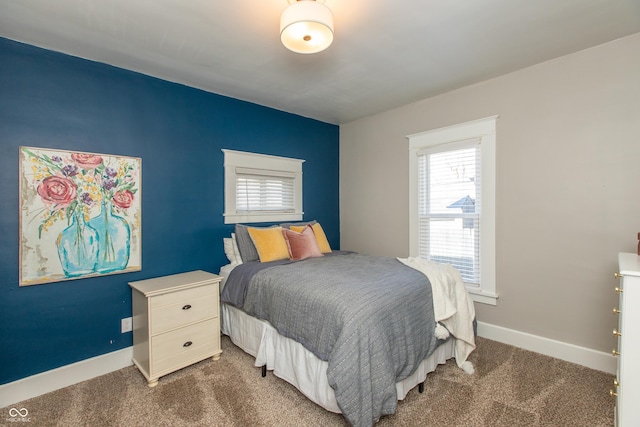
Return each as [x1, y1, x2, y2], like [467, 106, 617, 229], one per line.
[218, 222, 476, 427]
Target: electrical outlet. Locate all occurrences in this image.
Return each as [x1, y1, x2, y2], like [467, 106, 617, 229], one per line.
[121, 317, 132, 333]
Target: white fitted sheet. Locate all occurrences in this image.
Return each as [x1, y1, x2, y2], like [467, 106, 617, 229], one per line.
[221, 302, 455, 414]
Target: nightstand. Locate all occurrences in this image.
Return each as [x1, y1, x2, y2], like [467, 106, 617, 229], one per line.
[129, 270, 222, 387]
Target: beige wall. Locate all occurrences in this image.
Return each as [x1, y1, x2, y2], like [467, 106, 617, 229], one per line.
[339, 33, 640, 353]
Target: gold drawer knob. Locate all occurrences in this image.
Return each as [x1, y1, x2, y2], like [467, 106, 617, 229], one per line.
[613, 328, 622, 337]
[615, 287, 623, 294]
[612, 348, 620, 356]
[614, 378, 619, 387]
[613, 307, 621, 314]
[614, 272, 623, 279]
[610, 389, 618, 397]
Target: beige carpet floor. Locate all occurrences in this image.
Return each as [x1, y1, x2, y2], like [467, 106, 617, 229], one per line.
[2, 336, 614, 426]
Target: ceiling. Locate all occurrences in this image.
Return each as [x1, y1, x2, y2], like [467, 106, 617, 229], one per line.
[1, 0, 639, 125]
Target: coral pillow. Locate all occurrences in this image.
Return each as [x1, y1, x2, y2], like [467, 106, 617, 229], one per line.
[282, 225, 323, 261]
[247, 226, 290, 262]
[291, 222, 332, 253]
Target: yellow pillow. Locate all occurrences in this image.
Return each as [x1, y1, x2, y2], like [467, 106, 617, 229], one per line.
[291, 223, 332, 253]
[247, 226, 290, 262]
[312, 223, 332, 253]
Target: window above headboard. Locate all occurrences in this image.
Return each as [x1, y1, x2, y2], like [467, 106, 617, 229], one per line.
[223, 149, 304, 224]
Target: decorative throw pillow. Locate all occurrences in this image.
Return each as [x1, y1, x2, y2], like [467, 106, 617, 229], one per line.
[282, 225, 323, 261]
[247, 226, 290, 263]
[234, 224, 261, 262]
[279, 220, 317, 229]
[311, 223, 332, 253]
[291, 222, 332, 253]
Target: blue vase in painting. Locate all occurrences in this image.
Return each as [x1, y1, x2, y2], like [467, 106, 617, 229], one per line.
[57, 210, 99, 277]
[89, 201, 131, 274]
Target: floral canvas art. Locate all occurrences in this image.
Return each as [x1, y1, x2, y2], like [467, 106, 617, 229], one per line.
[19, 147, 141, 286]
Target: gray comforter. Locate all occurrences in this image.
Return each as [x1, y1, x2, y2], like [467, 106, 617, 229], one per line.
[221, 252, 441, 427]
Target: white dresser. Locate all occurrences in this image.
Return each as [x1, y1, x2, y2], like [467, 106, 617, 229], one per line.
[129, 270, 222, 387]
[613, 253, 640, 426]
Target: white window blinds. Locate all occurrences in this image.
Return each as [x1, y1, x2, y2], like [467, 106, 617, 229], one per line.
[235, 168, 295, 213]
[418, 139, 481, 284]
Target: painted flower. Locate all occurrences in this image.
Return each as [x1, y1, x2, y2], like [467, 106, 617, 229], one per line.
[71, 153, 103, 170]
[62, 164, 79, 177]
[104, 167, 118, 178]
[112, 190, 134, 209]
[37, 176, 78, 208]
[80, 192, 95, 207]
[103, 178, 117, 191]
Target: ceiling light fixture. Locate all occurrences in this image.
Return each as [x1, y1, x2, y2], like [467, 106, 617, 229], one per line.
[280, 0, 334, 54]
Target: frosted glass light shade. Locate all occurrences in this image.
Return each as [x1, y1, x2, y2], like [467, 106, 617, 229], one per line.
[280, 1, 334, 54]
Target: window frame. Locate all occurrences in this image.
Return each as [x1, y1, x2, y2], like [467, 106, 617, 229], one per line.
[407, 116, 498, 305]
[223, 149, 304, 224]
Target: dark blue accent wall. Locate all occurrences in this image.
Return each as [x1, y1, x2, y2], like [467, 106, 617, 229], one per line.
[0, 37, 339, 384]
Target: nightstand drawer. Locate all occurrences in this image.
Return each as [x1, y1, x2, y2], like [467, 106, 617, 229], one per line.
[151, 293, 218, 334]
[151, 318, 219, 374]
[151, 283, 216, 310]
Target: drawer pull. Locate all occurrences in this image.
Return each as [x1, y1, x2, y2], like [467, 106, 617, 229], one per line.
[614, 287, 623, 294]
[613, 307, 621, 314]
[610, 389, 617, 397]
[612, 348, 620, 356]
[614, 272, 623, 279]
[614, 378, 619, 387]
[182, 304, 192, 310]
[613, 328, 622, 337]
[183, 341, 193, 347]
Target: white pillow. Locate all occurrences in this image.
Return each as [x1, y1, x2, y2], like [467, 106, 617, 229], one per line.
[223, 238, 236, 263]
[231, 233, 242, 264]
[223, 234, 243, 264]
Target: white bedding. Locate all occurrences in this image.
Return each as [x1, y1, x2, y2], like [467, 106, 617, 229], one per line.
[219, 263, 456, 414]
[397, 257, 476, 373]
[218, 262, 238, 290]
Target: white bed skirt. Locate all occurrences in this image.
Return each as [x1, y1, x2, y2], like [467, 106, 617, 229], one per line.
[221, 302, 455, 414]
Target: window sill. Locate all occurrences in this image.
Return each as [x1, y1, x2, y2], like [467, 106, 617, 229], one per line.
[466, 287, 498, 306]
[224, 212, 303, 224]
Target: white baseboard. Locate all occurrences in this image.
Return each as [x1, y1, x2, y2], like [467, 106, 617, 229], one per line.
[477, 321, 617, 374]
[1, 323, 617, 409]
[0, 347, 133, 409]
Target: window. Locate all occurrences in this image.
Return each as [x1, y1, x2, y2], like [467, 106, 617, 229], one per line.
[419, 140, 481, 284]
[223, 149, 304, 224]
[408, 116, 498, 305]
